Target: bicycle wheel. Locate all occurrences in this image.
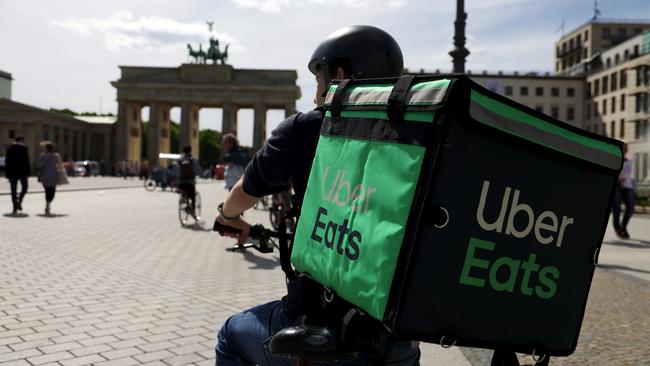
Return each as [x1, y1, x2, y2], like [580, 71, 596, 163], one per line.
[194, 192, 202, 221]
[178, 195, 189, 226]
[144, 179, 157, 191]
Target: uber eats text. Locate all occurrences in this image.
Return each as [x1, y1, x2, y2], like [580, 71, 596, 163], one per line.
[310, 166, 376, 261]
[459, 180, 573, 299]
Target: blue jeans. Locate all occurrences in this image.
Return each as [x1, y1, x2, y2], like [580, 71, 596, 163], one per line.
[215, 300, 420, 366]
[612, 186, 635, 231]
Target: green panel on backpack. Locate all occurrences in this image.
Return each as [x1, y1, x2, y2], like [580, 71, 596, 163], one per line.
[292, 135, 425, 320]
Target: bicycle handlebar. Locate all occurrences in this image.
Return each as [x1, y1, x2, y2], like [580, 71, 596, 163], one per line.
[213, 220, 279, 253]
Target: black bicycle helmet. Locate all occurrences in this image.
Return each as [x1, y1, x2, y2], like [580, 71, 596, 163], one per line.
[308, 25, 403, 81]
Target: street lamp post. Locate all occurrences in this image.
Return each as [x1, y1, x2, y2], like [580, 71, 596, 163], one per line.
[449, 0, 470, 73]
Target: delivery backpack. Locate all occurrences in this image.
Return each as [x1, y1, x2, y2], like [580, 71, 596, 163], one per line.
[290, 74, 623, 358]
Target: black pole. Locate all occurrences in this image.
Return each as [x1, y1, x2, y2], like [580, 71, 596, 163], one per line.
[449, 0, 470, 73]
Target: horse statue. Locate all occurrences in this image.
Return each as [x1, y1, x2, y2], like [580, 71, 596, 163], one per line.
[187, 44, 206, 64]
[206, 37, 229, 65]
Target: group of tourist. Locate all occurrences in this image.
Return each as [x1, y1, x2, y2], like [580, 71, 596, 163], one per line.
[4, 136, 65, 215]
[3, 133, 249, 216]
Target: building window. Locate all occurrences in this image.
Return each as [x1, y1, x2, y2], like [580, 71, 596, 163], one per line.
[586, 82, 592, 98]
[602, 27, 610, 38]
[621, 69, 627, 88]
[618, 28, 626, 41]
[610, 121, 615, 138]
[505, 86, 513, 96]
[594, 79, 600, 96]
[535, 87, 544, 96]
[585, 30, 589, 41]
[611, 96, 616, 114]
[615, 54, 620, 65]
[606, 58, 611, 68]
[621, 94, 626, 111]
[551, 87, 559, 97]
[603, 99, 608, 115]
[520, 86, 529, 96]
[625, 50, 629, 60]
[567, 106, 575, 121]
[567, 87, 575, 97]
[602, 75, 608, 94]
[611, 72, 618, 92]
[620, 118, 625, 139]
[594, 101, 599, 116]
[551, 106, 559, 119]
[634, 45, 639, 56]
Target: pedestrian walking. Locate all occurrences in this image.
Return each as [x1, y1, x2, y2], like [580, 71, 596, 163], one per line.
[220, 133, 248, 191]
[5, 136, 30, 214]
[37, 141, 62, 215]
[612, 143, 635, 238]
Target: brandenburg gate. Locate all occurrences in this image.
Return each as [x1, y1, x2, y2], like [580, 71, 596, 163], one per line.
[111, 64, 301, 165]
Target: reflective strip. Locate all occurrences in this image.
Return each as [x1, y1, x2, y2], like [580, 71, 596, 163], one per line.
[470, 90, 622, 170]
[325, 79, 450, 107]
[324, 110, 436, 123]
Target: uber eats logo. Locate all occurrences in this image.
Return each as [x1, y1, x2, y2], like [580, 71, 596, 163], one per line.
[459, 180, 574, 300]
[310, 166, 377, 261]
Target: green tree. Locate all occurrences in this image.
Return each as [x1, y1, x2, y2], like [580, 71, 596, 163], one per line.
[199, 129, 222, 168]
[170, 121, 180, 153]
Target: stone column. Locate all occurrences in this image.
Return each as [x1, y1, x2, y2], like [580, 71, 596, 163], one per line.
[284, 101, 297, 118]
[55, 127, 63, 156]
[222, 103, 238, 135]
[253, 103, 268, 150]
[148, 102, 171, 167]
[65, 129, 73, 161]
[83, 131, 91, 159]
[114, 101, 129, 164]
[126, 103, 142, 164]
[180, 102, 199, 158]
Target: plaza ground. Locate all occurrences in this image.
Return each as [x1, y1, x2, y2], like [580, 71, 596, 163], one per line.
[0, 178, 649, 365]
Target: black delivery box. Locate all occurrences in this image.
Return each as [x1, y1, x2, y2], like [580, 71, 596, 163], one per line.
[294, 74, 623, 358]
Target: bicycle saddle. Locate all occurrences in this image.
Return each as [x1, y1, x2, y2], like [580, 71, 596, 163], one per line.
[268, 324, 358, 362]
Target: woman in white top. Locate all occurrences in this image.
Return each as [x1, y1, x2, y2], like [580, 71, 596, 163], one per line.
[37, 141, 62, 215]
[612, 143, 635, 238]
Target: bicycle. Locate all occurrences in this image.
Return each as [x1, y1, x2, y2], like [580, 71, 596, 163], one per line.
[178, 189, 201, 226]
[213, 220, 279, 253]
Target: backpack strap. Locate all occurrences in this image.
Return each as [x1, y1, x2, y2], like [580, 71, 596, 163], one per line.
[387, 75, 417, 122]
[278, 205, 300, 281]
[330, 79, 353, 120]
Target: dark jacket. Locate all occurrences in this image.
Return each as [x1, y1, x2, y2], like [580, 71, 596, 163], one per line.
[242, 108, 324, 320]
[5, 142, 30, 178]
[243, 108, 323, 204]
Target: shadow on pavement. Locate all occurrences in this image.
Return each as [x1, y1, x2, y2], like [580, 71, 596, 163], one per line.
[242, 250, 280, 270]
[3, 212, 29, 218]
[597, 263, 650, 275]
[181, 222, 212, 231]
[36, 213, 69, 218]
[603, 239, 650, 249]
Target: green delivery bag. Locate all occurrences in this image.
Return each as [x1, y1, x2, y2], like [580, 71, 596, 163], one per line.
[291, 74, 623, 357]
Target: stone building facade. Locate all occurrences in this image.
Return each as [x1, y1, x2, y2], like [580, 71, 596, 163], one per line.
[0, 99, 113, 168]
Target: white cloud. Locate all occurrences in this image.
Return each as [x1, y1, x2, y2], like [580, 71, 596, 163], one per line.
[51, 11, 242, 52]
[228, 0, 382, 14]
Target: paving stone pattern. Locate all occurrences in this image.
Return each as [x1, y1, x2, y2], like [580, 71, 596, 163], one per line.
[1, 182, 649, 365]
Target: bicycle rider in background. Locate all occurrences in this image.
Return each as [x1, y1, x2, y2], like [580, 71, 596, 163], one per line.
[177, 145, 202, 217]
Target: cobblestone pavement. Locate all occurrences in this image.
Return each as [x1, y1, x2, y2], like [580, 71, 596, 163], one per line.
[0, 183, 469, 366]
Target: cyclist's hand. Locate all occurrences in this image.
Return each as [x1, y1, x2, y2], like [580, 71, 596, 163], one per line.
[214, 215, 250, 245]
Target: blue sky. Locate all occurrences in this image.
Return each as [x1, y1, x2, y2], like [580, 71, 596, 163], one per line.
[1, 0, 649, 146]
